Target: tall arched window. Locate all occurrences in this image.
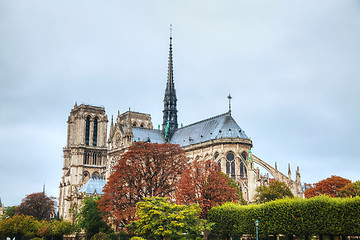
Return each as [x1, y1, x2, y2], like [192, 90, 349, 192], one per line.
[217, 160, 221, 171]
[231, 161, 235, 179]
[241, 151, 247, 161]
[226, 152, 235, 179]
[84, 153, 90, 165]
[93, 153, 97, 165]
[85, 116, 90, 146]
[93, 117, 98, 146]
[240, 162, 244, 177]
[240, 151, 247, 177]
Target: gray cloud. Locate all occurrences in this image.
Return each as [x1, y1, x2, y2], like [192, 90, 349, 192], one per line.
[1, 0, 359, 206]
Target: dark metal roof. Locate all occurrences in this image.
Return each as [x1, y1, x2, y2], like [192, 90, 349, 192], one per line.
[132, 127, 166, 144]
[170, 112, 249, 147]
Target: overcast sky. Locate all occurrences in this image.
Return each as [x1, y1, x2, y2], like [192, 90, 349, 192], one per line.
[1, 0, 359, 207]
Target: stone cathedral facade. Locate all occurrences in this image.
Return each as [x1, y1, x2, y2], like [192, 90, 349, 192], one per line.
[58, 36, 303, 221]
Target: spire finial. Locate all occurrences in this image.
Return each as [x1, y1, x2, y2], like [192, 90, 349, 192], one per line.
[170, 24, 173, 40]
[227, 94, 232, 114]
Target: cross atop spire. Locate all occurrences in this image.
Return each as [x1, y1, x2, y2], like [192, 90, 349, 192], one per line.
[162, 25, 178, 141]
[227, 94, 232, 114]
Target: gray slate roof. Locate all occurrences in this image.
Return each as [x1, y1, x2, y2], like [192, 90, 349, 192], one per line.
[132, 127, 166, 144]
[78, 177, 106, 195]
[170, 112, 249, 147]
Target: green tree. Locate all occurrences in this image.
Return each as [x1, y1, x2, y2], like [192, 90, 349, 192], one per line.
[127, 197, 211, 240]
[1, 206, 16, 219]
[255, 181, 294, 203]
[339, 180, 360, 197]
[76, 197, 112, 237]
[0, 215, 41, 240]
[38, 220, 75, 239]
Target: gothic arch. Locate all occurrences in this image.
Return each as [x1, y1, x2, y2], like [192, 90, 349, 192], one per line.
[92, 172, 99, 179]
[83, 171, 90, 182]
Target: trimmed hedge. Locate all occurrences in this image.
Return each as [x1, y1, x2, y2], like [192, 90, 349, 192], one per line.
[208, 196, 360, 236]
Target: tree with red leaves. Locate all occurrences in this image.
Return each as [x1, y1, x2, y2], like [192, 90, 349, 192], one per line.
[304, 175, 351, 198]
[16, 192, 55, 220]
[98, 142, 189, 226]
[175, 159, 240, 218]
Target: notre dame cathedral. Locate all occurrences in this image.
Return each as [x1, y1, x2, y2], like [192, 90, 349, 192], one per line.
[58, 35, 303, 221]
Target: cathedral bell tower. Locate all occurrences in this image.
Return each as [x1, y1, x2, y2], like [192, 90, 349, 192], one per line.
[58, 103, 108, 221]
[162, 27, 178, 141]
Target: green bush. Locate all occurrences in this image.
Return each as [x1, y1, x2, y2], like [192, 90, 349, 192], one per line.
[208, 196, 360, 237]
[91, 232, 109, 240]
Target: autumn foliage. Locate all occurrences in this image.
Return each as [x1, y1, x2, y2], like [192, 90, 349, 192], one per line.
[16, 192, 55, 220]
[304, 175, 351, 198]
[175, 159, 239, 218]
[99, 142, 189, 225]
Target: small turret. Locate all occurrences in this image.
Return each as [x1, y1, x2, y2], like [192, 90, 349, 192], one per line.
[109, 115, 114, 137]
[296, 166, 301, 183]
[288, 163, 292, 180]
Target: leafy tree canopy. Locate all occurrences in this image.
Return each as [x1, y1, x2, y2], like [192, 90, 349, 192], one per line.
[339, 180, 360, 197]
[0, 215, 74, 239]
[0, 215, 40, 239]
[1, 206, 16, 219]
[99, 142, 189, 226]
[304, 175, 351, 198]
[127, 197, 210, 240]
[176, 159, 240, 218]
[76, 197, 112, 237]
[254, 180, 294, 203]
[16, 192, 55, 220]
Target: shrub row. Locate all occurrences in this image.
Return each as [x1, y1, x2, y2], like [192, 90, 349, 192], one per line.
[208, 196, 360, 236]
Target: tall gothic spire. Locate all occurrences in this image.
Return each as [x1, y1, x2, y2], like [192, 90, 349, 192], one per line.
[162, 25, 178, 142]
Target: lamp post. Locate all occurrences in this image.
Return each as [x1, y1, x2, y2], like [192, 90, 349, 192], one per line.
[255, 219, 259, 240]
[119, 223, 123, 240]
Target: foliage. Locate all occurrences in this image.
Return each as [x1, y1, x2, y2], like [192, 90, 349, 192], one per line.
[222, 173, 247, 205]
[76, 197, 112, 237]
[1, 206, 16, 219]
[130, 237, 147, 240]
[16, 192, 55, 220]
[0, 214, 41, 239]
[99, 142, 189, 226]
[127, 197, 210, 240]
[339, 180, 360, 197]
[176, 159, 240, 218]
[254, 180, 294, 203]
[304, 175, 351, 198]
[91, 232, 110, 240]
[0, 215, 75, 239]
[37, 220, 75, 238]
[208, 196, 360, 237]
